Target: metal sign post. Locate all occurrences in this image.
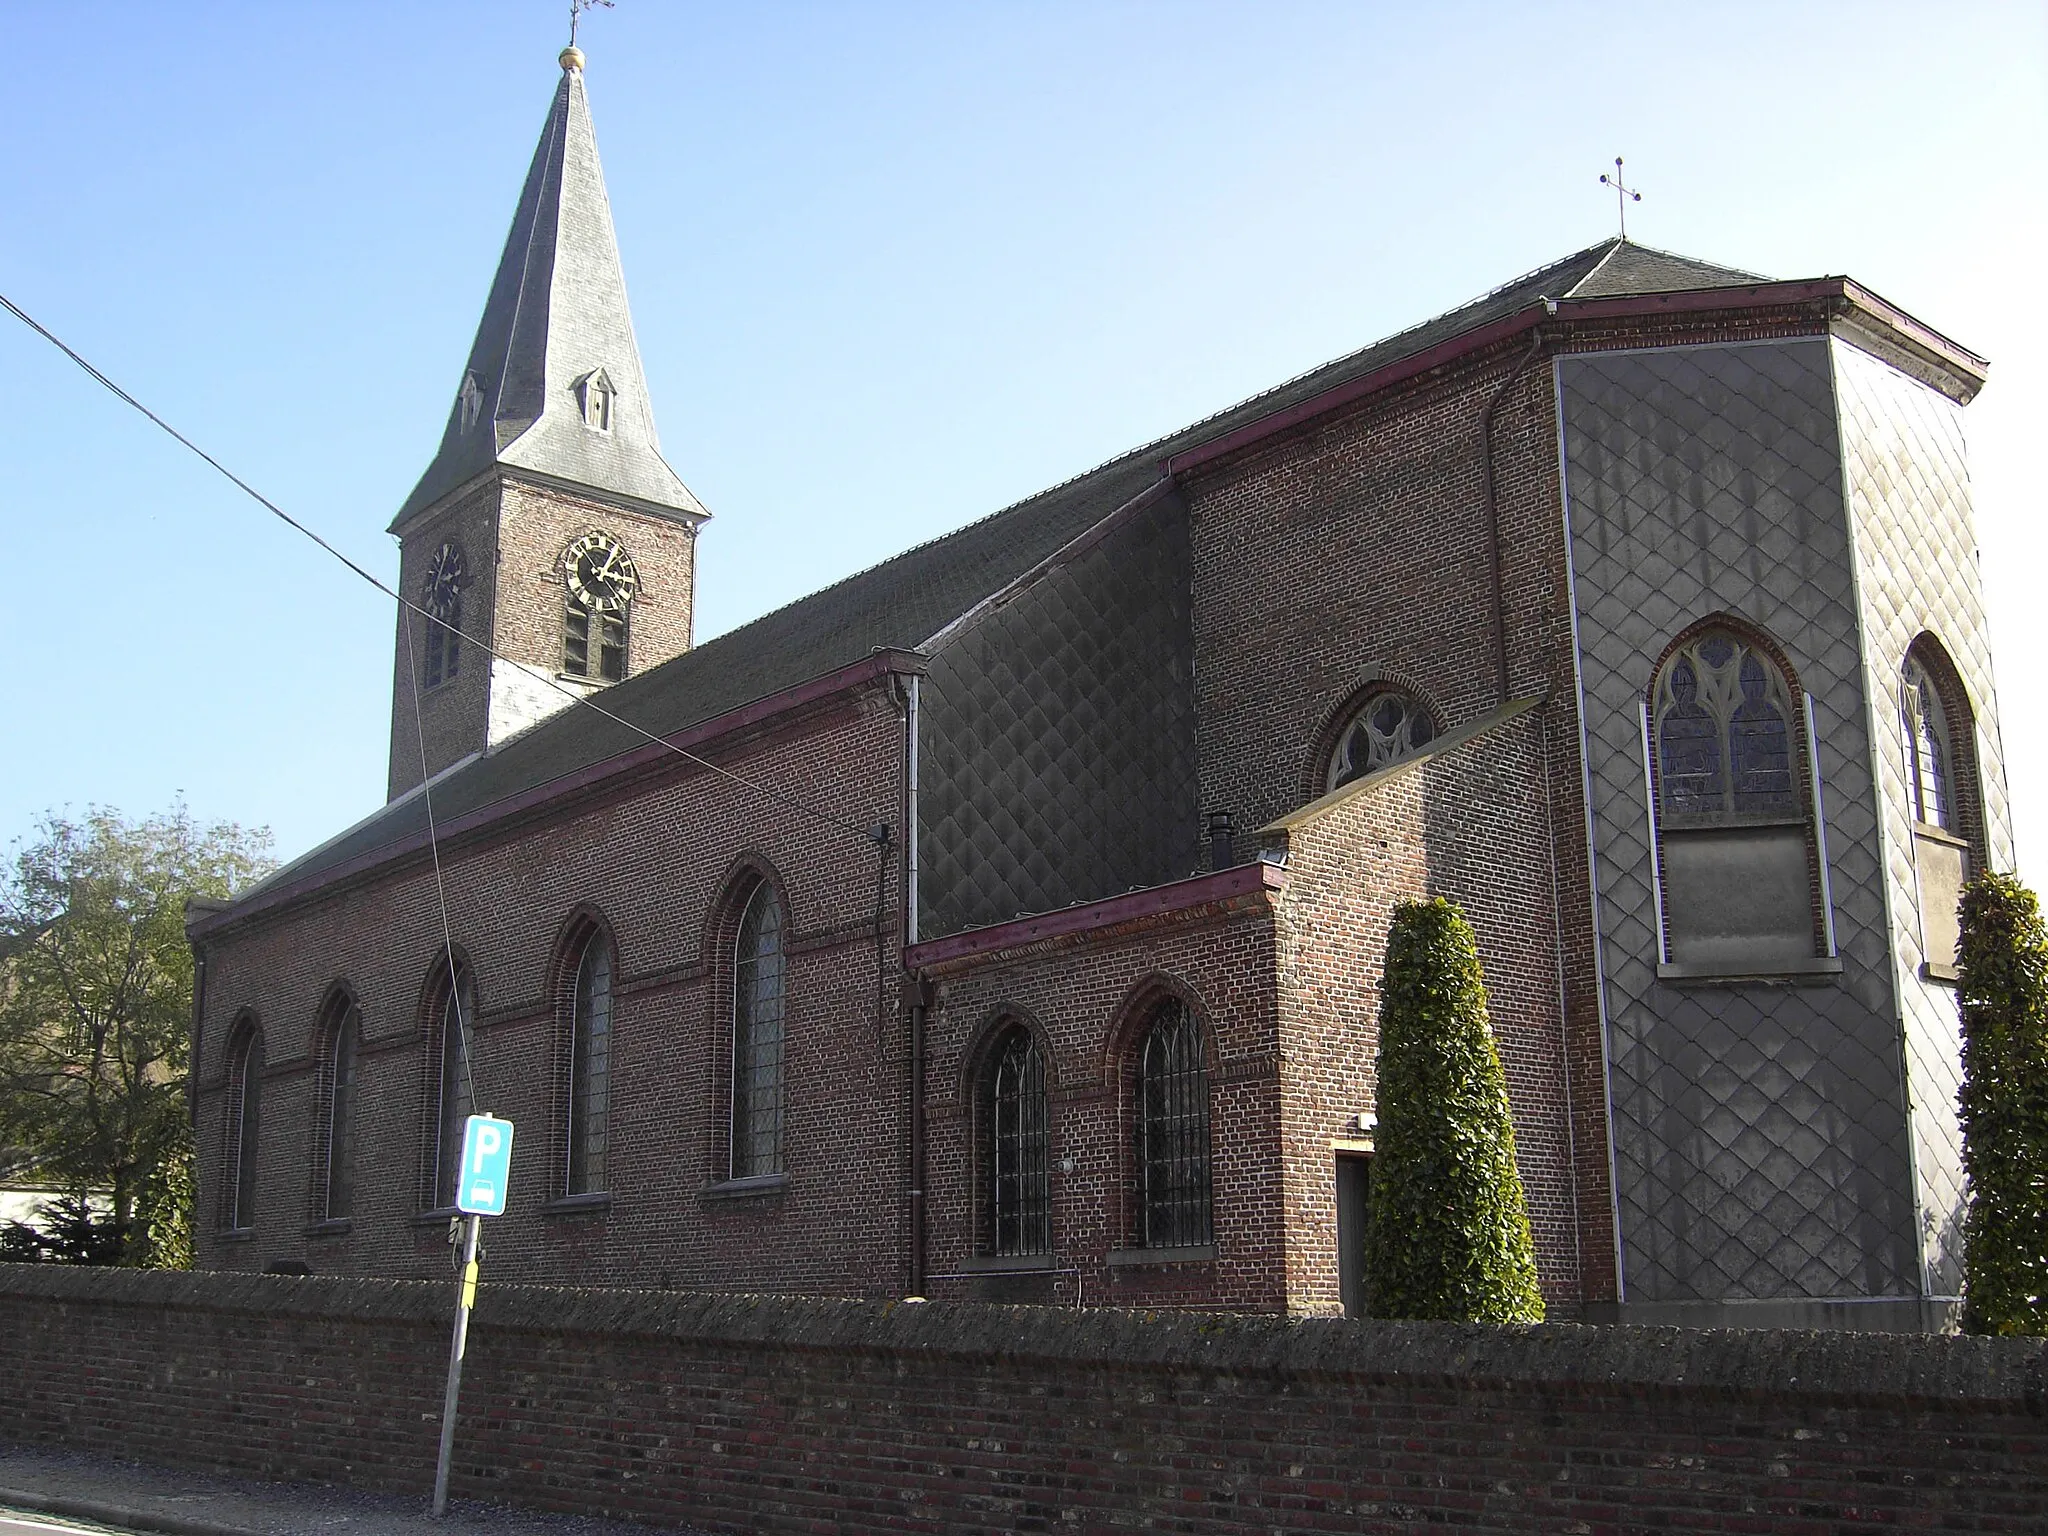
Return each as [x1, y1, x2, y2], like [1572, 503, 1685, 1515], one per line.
[431, 1114, 514, 1518]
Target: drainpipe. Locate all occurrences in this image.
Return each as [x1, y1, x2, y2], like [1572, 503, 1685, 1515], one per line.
[907, 974, 933, 1298]
[1478, 313, 1553, 703]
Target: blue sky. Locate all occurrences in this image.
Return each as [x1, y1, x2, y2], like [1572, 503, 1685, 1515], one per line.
[3, 1, 2044, 874]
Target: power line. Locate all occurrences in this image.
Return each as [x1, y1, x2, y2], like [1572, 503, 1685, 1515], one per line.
[0, 290, 880, 845]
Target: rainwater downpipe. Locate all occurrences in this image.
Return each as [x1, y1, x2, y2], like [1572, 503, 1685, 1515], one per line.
[1478, 314, 1553, 704]
[898, 670, 930, 1298]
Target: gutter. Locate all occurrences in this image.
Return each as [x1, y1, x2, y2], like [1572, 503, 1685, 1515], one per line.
[1163, 277, 1987, 480]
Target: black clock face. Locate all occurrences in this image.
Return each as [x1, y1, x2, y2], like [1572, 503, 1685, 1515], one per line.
[424, 543, 468, 608]
[564, 532, 639, 612]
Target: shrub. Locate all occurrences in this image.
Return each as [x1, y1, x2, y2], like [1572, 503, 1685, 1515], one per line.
[1364, 897, 1543, 1323]
[1956, 871, 2048, 1336]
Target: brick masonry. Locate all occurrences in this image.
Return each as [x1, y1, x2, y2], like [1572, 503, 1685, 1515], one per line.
[2, 1268, 2042, 1534]
[387, 470, 699, 797]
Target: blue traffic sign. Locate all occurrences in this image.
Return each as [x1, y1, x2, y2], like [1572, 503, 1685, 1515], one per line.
[456, 1115, 515, 1216]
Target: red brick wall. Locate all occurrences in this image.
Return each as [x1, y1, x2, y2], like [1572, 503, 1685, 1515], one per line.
[4, 1269, 2041, 1535]
[199, 683, 906, 1297]
[919, 894, 1287, 1312]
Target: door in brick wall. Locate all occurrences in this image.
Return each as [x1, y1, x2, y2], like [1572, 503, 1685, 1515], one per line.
[1336, 1154, 1372, 1318]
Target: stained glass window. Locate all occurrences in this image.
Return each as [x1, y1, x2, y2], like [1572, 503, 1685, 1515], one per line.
[320, 1000, 358, 1221]
[1326, 691, 1436, 791]
[732, 884, 785, 1179]
[432, 966, 475, 1211]
[1900, 657, 1952, 830]
[989, 1029, 1049, 1257]
[1654, 631, 1800, 823]
[566, 936, 612, 1194]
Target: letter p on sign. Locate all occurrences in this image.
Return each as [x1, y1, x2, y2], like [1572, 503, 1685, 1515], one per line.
[457, 1114, 515, 1216]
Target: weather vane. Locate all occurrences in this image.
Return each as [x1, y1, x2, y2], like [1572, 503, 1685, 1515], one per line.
[1599, 157, 1642, 239]
[569, 0, 614, 49]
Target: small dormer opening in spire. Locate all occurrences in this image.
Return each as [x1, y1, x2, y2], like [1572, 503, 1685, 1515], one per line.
[458, 372, 486, 434]
[576, 369, 617, 434]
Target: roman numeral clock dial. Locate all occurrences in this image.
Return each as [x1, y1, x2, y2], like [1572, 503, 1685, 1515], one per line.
[564, 532, 639, 612]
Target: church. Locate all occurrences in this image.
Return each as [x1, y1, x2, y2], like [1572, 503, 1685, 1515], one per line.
[188, 43, 2012, 1331]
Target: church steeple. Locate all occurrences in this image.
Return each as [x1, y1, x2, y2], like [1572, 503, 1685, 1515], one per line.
[386, 48, 705, 801]
[392, 47, 706, 530]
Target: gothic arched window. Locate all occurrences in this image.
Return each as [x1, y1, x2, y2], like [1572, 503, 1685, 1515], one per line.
[1648, 625, 1824, 973]
[564, 929, 613, 1196]
[986, 1027, 1049, 1257]
[222, 1018, 263, 1232]
[1900, 655, 1954, 832]
[422, 542, 468, 690]
[1899, 640, 1980, 981]
[428, 963, 476, 1211]
[1136, 999, 1211, 1250]
[314, 993, 359, 1223]
[1325, 690, 1437, 791]
[731, 883, 786, 1179]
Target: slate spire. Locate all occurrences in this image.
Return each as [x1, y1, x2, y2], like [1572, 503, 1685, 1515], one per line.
[392, 47, 705, 530]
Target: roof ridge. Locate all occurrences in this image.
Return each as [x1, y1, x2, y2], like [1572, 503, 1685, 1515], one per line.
[1562, 237, 1627, 299]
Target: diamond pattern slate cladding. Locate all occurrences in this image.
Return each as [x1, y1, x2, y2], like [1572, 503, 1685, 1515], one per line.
[1833, 337, 2014, 1297]
[1561, 338, 1918, 1305]
[919, 494, 1199, 939]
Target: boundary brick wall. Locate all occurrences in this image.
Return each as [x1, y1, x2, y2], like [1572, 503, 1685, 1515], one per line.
[2, 1269, 2042, 1535]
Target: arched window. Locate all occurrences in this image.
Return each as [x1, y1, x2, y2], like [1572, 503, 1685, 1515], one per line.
[1647, 624, 1824, 973]
[731, 883, 786, 1179]
[1899, 640, 1980, 981]
[1136, 999, 1211, 1249]
[314, 993, 360, 1222]
[222, 1019, 263, 1231]
[428, 962, 476, 1211]
[986, 1027, 1049, 1257]
[422, 542, 468, 689]
[564, 930, 613, 1195]
[1900, 655, 1954, 831]
[1325, 690, 1437, 791]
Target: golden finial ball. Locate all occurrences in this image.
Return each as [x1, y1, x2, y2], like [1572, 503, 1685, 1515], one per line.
[559, 46, 586, 71]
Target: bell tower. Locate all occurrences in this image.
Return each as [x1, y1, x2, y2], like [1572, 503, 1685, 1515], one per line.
[386, 45, 709, 801]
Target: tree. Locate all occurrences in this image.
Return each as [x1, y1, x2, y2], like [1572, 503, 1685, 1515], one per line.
[1956, 871, 2048, 1336]
[0, 804, 272, 1267]
[1364, 897, 1544, 1323]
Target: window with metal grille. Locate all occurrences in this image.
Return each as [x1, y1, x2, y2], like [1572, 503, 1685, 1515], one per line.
[430, 965, 475, 1211]
[563, 603, 627, 682]
[565, 933, 612, 1195]
[1137, 1000, 1211, 1249]
[1325, 689, 1436, 791]
[316, 996, 358, 1222]
[731, 884, 785, 1178]
[223, 1020, 263, 1231]
[988, 1028, 1049, 1256]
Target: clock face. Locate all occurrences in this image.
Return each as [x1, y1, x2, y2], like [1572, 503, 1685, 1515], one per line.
[424, 543, 468, 609]
[564, 532, 639, 612]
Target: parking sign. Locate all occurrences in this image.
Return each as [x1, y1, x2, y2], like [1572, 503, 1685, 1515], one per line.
[456, 1115, 515, 1216]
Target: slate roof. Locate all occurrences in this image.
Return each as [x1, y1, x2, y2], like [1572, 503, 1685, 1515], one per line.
[392, 56, 706, 529]
[250, 237, 1769, 902]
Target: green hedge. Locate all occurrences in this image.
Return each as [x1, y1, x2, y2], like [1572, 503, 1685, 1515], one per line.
[1956, 871, 2048, 1336]
[1364, 897, 1543, 1323]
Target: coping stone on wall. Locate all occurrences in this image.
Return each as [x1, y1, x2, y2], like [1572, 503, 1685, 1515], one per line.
[5, 1266, 2041, 1410]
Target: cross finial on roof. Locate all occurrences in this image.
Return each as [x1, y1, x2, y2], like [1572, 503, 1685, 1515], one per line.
[1599, 157, 1642, 239]
[568, 0, 613, 50]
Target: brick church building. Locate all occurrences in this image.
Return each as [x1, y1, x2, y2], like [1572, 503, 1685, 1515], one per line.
[189, 46, 2013, 1331]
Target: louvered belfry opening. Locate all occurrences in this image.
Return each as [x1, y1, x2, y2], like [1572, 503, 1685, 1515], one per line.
[1137, 999, 1211, 1249]
[989, 1028, 1050, 1257]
